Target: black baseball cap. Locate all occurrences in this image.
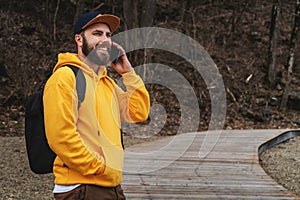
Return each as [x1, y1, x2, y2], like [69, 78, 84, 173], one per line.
[73, 11, 120, 35]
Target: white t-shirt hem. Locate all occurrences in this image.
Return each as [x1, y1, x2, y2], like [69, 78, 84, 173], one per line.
[53, 184, 81, 193]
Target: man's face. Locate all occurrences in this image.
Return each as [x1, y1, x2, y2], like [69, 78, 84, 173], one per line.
[81, 23, 112, 66]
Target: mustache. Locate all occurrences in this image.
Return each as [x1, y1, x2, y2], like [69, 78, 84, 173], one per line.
[95, 41, 111, 50]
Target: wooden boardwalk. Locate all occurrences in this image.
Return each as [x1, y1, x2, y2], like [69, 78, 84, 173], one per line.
[122, 129, 299, 199]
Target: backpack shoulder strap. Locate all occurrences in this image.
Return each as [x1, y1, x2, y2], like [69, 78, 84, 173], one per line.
[66, 65, 86, 108]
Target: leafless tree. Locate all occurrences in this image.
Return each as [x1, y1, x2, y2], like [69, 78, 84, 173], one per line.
[73, 0, 85, 26]
[53, 0, 60, 41]
[280, 0, 300, 111]
[122, 0, 156, 80]
[268, 0, 280, 88]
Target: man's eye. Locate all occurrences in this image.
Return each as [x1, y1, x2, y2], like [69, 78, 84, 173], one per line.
[94, 31, 103, 36]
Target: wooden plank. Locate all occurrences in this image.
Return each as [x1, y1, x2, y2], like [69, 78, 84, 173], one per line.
[122, 129, 298, 199]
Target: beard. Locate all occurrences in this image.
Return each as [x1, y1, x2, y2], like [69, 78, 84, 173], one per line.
[82, 35, 110, 66]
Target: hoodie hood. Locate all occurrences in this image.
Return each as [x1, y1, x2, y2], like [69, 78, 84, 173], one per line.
[54, 52, 107, 79]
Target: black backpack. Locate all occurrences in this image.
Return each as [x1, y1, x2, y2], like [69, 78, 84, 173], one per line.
[25, 66, 86, 174]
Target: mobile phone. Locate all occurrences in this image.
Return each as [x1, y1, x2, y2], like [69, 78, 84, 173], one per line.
[110, 45, 122, 64]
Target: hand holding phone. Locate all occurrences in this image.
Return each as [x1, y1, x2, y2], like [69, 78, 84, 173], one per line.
[109, 42, 133, 74]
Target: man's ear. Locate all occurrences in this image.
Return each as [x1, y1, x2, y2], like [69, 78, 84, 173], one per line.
[75, 34, 83, 46]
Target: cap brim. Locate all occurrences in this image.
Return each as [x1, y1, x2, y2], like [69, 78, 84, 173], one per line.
[82, 14, 120, 33]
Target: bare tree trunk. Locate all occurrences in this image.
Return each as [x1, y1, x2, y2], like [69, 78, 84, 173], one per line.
[268, 0, 280, 88]
[140, 0, 156, 27]
[45, 0, 50, 36]
[179, 0, 198, 63]
[53, 0, 60, 41]
[73, 0, 85, 26]
[280, 0, 300, 111]
[179, 1, 187, 30]
[123, 0, 139, 30]
[122, 0, 139, 68]
[123, 0, 156, 72]
[139, 0, 156, 80]
[187, 0, 196, 40]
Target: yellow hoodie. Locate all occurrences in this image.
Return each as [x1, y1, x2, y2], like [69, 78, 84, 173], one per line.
[43, 52, 150, 187]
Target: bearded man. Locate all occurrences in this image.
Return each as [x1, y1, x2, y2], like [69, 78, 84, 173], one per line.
[43, 11, 150, 200]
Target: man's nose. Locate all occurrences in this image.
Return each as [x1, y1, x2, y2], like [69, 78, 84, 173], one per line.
[102, 35, 111, 43]
[97, 38, 111, 47]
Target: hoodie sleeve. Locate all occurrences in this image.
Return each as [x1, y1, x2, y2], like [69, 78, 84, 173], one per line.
[114, 70, 150, 123]
[43, 67, 105, 175]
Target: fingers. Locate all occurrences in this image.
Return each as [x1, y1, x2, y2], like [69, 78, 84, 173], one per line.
[111, 42, 125, 55]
